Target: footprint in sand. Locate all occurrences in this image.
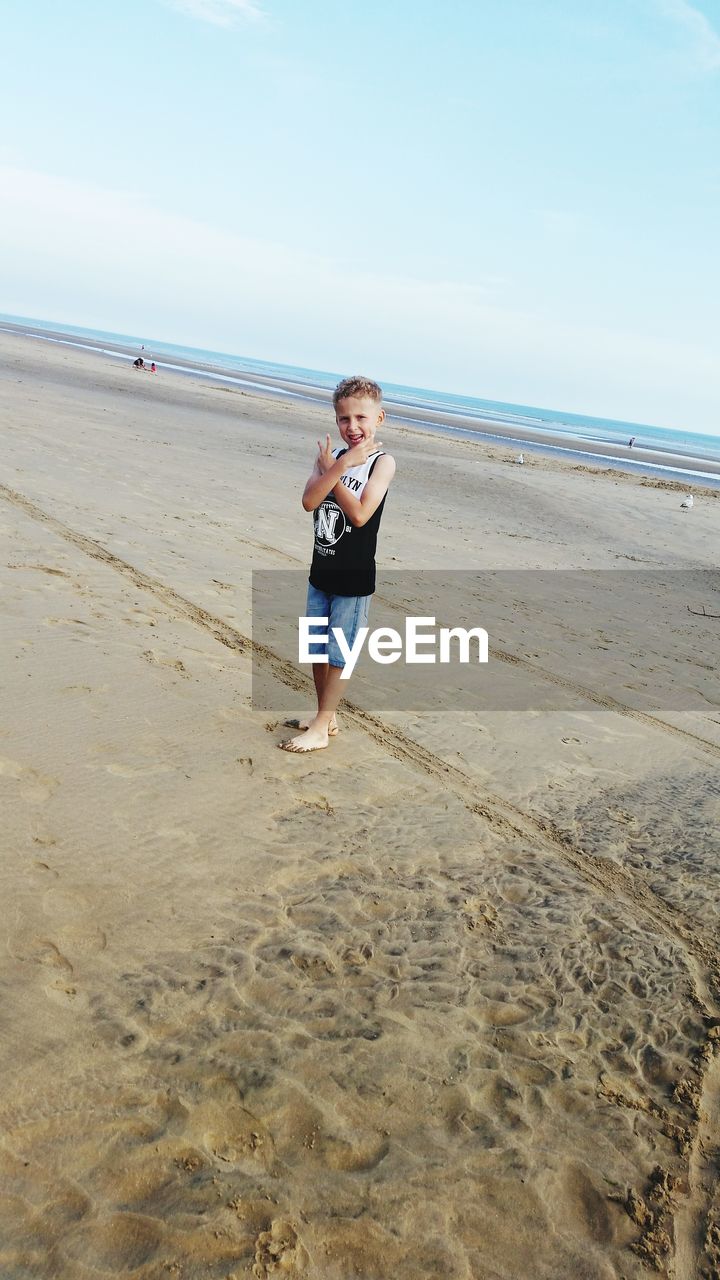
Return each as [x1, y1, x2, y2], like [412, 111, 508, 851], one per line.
[60, 1213, 164, 1273]
[478, 1001, 534, 1027]
[55, 921, 107, 959]
[88, 998, 148, 1053]
[33, 860, 59, 877]
[314, 1132, 390, 1173]
[6, 932, 73, 975]
[291, 951, 337, 979]
[554, 1162, 618, 1246]
[462, 896, 500, 934]
[0, 757, 59, 803]
[42, 616, 94, 631]
[32, 828, 58, 849]
[127, 607, 161, 626]
[40, 887, 107, 972]
[181, 1077, 277, 1174]
[607, 807, 639, 829]
[7, 912, 99, 1008]
[253, 1220, 309, 1278]
[142, 649, 189, 675]
[42, 886, 91, 918]
[8, 563, 70, 577]
[44, 978, 82, 1006]
[342, 942, 374, 967]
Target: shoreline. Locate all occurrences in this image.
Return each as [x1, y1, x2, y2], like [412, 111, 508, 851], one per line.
[3, 317, 720, 489]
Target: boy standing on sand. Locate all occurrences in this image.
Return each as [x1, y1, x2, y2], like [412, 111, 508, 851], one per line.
[280, 376, 396, 753]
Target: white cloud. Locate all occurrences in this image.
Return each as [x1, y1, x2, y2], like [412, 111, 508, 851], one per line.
[655, 0, 720, 70]
[160, 0, 264, 27]
[1, 164, 718, 433]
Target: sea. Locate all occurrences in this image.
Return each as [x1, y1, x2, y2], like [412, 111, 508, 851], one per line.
[2, 312, 719, 488]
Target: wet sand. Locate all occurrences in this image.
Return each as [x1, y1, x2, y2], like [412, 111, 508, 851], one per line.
[1, 330, 719, 1279]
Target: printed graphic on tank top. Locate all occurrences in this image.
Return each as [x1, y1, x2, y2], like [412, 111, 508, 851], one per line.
[309, 447, 387, 597]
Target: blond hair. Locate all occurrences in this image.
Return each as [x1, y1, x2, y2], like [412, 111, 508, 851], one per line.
[332, 375, 383, 409]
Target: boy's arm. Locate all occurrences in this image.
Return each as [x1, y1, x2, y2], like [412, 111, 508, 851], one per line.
[302, 441, 347, 511]
[331, 453, 396, 528]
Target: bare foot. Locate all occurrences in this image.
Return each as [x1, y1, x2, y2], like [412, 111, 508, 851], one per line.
[279, 725, 330, 753]
[284, 716, 339, 736]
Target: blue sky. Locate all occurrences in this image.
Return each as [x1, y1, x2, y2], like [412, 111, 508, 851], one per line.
[2, 0, 719, 432]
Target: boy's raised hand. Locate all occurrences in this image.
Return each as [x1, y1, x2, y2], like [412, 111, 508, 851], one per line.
[316, 433, 335, 473]
[343, 438, 383, 467]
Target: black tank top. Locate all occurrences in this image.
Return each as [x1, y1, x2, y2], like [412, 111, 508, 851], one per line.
[309, 448, 387, 596]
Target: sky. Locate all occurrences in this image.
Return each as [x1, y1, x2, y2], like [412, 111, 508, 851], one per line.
[1, 0, 719, 432]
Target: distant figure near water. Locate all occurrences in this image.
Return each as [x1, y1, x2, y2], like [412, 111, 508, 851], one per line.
[628, 436, 636, 447]
[132, 356, 145, 370]
[150, 362, 157, 374]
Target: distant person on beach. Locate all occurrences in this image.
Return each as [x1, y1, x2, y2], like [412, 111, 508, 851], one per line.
[132, 356, 144, 369]
[280, 375, 396, 753]
[150, 362, 157, 373]
[628, 436, 636, 447]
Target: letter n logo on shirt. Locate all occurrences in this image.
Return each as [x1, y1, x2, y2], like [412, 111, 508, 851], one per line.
[316, 504, 344, 545]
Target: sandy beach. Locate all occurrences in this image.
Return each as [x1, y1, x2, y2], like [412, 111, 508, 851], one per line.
[2, 329, 719, 1280]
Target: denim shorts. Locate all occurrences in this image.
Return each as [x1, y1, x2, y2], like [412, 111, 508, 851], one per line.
[305, 583, 371, 669]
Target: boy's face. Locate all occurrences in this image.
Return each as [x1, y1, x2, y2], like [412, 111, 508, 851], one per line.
[335, 395, 385, 449]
